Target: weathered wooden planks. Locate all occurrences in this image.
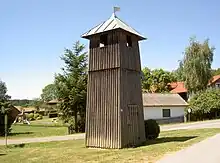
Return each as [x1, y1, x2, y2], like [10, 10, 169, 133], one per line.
[85, 29, 146, 149]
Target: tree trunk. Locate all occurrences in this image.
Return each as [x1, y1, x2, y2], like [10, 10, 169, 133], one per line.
[74, 111, 78, 133]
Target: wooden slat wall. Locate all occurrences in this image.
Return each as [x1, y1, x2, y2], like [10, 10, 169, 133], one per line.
[86, 69, 121, 148]
[119, 31, 141, 72]
[120, 69, 146, 147]
[89, 31, 120, 72]
[85, 29, 145, 149]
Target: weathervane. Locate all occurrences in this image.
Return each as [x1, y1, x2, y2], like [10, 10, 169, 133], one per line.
[113, 6, 120, 16]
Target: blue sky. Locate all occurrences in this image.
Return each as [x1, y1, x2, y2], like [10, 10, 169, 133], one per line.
[0, 0, 219, 99]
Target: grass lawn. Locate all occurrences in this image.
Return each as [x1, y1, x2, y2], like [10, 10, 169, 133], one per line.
[0, 128, 220, 163]
[5, 125, 68, 139]
[0, 118, 68, 139]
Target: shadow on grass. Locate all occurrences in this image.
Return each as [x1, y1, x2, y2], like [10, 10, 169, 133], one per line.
[144, 136, 197, 146]
[13, 143, 25, 148]
[0, 153, 6, 156]
[9, 132, 33, 136]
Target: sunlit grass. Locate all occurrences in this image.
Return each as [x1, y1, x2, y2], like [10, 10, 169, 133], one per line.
[1, 128, 220, 163]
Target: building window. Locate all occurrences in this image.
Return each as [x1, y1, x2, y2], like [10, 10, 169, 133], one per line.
[216, 83, 220, 88]
[126, 35, 132, 47]
[162, 109, 171, 118]
[99, 34, 108, 47]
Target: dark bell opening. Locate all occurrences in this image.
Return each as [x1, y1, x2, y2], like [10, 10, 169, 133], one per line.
[126, 35, 132, 47]
[100, 34, 108, 47]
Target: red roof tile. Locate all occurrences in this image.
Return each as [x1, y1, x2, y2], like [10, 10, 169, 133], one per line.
[169, 75, 220, 93]
[208, 75, 220, 85]
[169, 82, 187, 93]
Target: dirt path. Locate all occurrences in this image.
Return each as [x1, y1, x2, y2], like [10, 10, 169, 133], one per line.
[0, 133, 85, 145]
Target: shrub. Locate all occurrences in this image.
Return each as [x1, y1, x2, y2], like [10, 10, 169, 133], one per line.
[36, 114, 43, 120]
[37, 111, 45, 116]
[34, 113, 40, 120]
[27, 113, 35, 121]
[144, 119, 160, 140]
[0, 111, 13, 136]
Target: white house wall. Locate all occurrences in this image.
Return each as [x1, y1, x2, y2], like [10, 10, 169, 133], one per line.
[143, 106, 185, 120]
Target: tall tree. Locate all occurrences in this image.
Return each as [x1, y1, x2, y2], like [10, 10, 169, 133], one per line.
[41, 84, 57, 102]
[142, 67, 176, 93]
[211, 68, 220, 76]
[0, 80, 11, 106]
[54, 41, 88, 133]
[0, 79, 12, 135]
[173, 60, 185, 81]
[141, 67, 152, 92]
[182, 37, 214, 95]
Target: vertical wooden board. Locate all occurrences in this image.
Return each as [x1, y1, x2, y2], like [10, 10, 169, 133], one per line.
[95, 75, 98, 146]
[112, 69, 115, 148]
[96, 72, 101, 147]
[92, 72, 96, 147]
[109, 69, 113, 148]
[88, 48, 92, 71]
[115, 69, 118, 148]
[89, 73, 94, 146]
[136, 42, 141, 71]
[104, 70, 107, 148]
[85, 74, 90, 146]
[108, 46, 112, 148]
[106, 69, 110, 148]
[117, 54, 121, 148]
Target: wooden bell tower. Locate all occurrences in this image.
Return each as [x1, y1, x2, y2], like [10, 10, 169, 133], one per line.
[82, 9, 146, 149]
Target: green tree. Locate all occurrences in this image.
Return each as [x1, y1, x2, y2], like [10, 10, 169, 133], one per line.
[173, 60, 185, 81]
[30, 98, 43, 111]
[54, 41, 88, 133]
[182, 37, 214, 95]
[41, 84, 57, 102]
[211, 68, 220, 76]
[0, 79, 12, 135]
[141, 67, 176, 93]
[188, 88, 220, 120]
[141, 67, 152, 92]
[0, 80, 11, 107]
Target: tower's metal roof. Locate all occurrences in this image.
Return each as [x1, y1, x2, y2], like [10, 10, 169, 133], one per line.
[81, 13, 146, 40]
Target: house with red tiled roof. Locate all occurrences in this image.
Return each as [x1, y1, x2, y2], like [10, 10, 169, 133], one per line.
[208, 75, 220, 88]
[168, 81, 188, 101]
[169, 75, 220, 101]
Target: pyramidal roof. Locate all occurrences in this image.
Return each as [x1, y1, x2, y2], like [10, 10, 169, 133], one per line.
[81, 13, 146, 40]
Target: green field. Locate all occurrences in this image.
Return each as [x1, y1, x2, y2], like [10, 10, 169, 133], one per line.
[0, 118, 68, 139]
[1, 128, 220, 163]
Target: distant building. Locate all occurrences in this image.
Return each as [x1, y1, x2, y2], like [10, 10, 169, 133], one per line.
[169, 74, 220, 101]
[8, 106, 21, 122]
[169, 81, 188, 101]
[47, 99, 60, 106]
[208, 75, 220, 89]
[142, 93, 188, 124]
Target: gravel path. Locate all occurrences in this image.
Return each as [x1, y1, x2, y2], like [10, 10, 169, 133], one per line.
[0, 134, 85, 145]
[157, 133, 220, 163]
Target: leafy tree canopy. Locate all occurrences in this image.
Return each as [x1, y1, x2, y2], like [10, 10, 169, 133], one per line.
[142, 67, 176, 93]
[41, 84, 58, 102]
[0, 79, 12, 135]
[0, 79, 11, 109]
[188, 88, 220, 114]
[172, 60, 185, 81]
[182, 37, 214, 94]
[212, 68, 220, 76]
[54, 41, 88, 133]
